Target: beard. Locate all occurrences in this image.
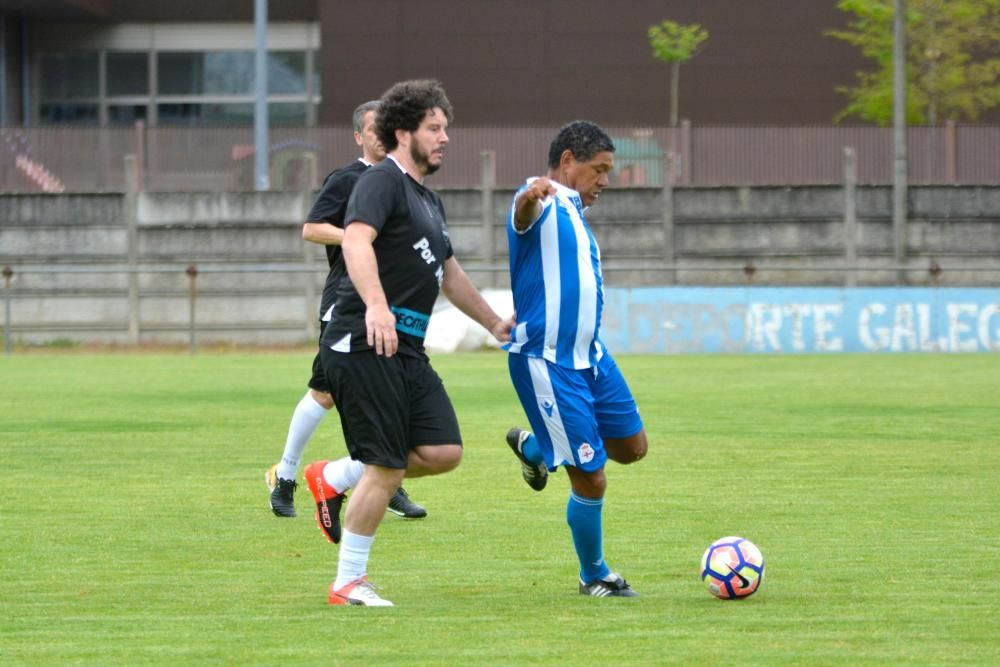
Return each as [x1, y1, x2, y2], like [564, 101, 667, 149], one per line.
[410, 142, 441, 176]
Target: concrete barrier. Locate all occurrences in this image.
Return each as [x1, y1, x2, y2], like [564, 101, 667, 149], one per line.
[2, 186, 999, 347]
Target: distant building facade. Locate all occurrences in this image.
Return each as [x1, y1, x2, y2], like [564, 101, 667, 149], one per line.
[1, 0, 879, 128]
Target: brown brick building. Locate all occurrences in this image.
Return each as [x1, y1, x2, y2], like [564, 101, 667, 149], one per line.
[0, 0, 873, 127]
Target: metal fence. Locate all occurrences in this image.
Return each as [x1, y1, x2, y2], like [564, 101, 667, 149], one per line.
[2, 123, 999, 193]
[5, 262, 1000, 354]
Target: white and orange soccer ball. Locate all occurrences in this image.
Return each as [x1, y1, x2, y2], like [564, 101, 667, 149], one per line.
[700, 536, 765, 599]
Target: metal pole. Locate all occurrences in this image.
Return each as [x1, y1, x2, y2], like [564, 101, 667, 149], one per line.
[134, 120, 147, 190]
[124, 155, 140, 345]
[3, 266, 12, 355]
[301, 157, 317, 342]
[662, 151, 676, 285]
[254, 0, 270, 191]
[680, 119, 692, 185]
[944, 120, 957, 184]
[186, 264, 198, 354]
[893, 0, 908, 284]
[480, 150, 496, 287]
[843, 147, 857, 287]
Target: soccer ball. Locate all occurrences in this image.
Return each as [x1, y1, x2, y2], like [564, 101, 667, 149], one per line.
[700, 536, 765, 599]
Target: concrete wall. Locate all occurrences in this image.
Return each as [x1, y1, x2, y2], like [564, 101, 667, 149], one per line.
[2, 186, 999, 346]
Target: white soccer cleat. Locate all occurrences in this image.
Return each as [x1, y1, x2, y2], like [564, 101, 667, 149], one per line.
[328, 577, 394, 607]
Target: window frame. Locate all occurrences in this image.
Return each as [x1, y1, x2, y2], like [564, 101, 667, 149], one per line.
[33, 22, 321, 127]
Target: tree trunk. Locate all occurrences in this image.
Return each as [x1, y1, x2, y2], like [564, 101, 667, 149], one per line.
[670, 61, 680, 127]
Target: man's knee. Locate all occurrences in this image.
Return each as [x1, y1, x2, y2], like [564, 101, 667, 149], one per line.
[361, 464, 406, 491]
[567, 466, 607, 498]
[606, 431, 648, 465]
[412, 444, 463, 474]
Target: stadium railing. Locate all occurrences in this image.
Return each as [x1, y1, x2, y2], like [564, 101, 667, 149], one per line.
[1, 123, 999, 193]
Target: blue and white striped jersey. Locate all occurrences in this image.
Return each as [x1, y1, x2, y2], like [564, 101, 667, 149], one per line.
[504, 178, 605, 369]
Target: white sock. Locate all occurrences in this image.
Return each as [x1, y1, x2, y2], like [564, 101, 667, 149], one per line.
[276, 392, 329, 480]
[334, 530, 375, 590]
[322, 457, 365, 494]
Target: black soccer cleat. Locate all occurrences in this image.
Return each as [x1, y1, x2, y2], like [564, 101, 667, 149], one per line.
[506, 427, 548, 491]
[266, 464, 297, 518]
[579, 573, 639, 598]
[387, 487, 427, 519]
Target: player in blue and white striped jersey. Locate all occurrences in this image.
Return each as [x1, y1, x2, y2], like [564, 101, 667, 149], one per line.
[504, 121, 649, 598]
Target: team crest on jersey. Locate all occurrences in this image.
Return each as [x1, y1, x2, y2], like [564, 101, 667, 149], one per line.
[577, 442, 595, 463]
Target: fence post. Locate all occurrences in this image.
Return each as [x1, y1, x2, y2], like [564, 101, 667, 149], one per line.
[944, 120, 957, 184]
[186, 264, 198, 355]
[134, 120, 147, 191]
[3, 265, 12, 355]
[124, 154, 140, 345]
[661, 151, 676, 285]
[302, 152, 317, 343]
[680, 119, 692, 185]
[480, 150, 496, 288]
[843, 147, 857, 287]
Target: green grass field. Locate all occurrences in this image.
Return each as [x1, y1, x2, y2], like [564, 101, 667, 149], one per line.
[1, 352, 998, 665]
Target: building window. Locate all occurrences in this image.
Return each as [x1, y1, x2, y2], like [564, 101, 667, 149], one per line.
[269, 102, 308, 126]
[39, 51, 99, 99]
[157, 102, 255, 126]
[108, 104, 148, 125]
[158, 51, 256, 96]
[38, 47, 319, 127]
[107, 53, 150, 97]
[39, 103, 99, 124]
[268, 51, 307, 94]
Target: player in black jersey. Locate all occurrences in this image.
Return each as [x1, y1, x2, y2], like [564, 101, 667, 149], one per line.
[266, 101, 426, 521]
[306, 80, 514, 606]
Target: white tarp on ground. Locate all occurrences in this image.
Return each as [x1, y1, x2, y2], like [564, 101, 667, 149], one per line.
[425, 289, 514, 353]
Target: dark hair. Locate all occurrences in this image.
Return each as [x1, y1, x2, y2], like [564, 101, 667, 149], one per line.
[375, 79, 454, 151]
[352, 100, 380, 134]
[547, 121, 615, 169]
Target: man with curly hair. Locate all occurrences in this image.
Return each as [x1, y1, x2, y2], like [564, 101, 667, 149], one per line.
[304, 80, 514, 606]
[265, 100, 427, 522]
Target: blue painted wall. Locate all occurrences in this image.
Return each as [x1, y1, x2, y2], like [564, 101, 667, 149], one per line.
[601, 288, 1000, 353]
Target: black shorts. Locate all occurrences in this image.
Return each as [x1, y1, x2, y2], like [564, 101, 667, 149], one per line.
[319, 347, 462, 469]
[307, 321, 332, 394]
[307, 350, 330, 394]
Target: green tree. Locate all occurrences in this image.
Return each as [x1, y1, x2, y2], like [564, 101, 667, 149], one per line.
[648, 20, 709, 126]
[829, 0, 1000, 124]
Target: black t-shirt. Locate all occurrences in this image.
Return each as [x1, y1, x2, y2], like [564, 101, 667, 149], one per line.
[321, 158, 454, 358]
[306, 159, 368, 320]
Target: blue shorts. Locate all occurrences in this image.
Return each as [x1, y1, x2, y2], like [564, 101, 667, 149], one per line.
[507, 352, 643, 473]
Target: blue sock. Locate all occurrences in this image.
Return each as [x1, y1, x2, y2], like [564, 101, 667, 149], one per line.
[521, 432, 544, 464]
[567, 492, 611, 583]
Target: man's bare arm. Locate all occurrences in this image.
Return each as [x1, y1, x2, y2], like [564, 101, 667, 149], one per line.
[302, 222, 345, 245]
[440, 257, 513, 342]
[342, 222, 397, 356]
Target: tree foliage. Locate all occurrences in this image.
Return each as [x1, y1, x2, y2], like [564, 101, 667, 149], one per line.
[648, 20, 709, 64]
[828, 0, 1000, 124]
[648, 20, 709, 126]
